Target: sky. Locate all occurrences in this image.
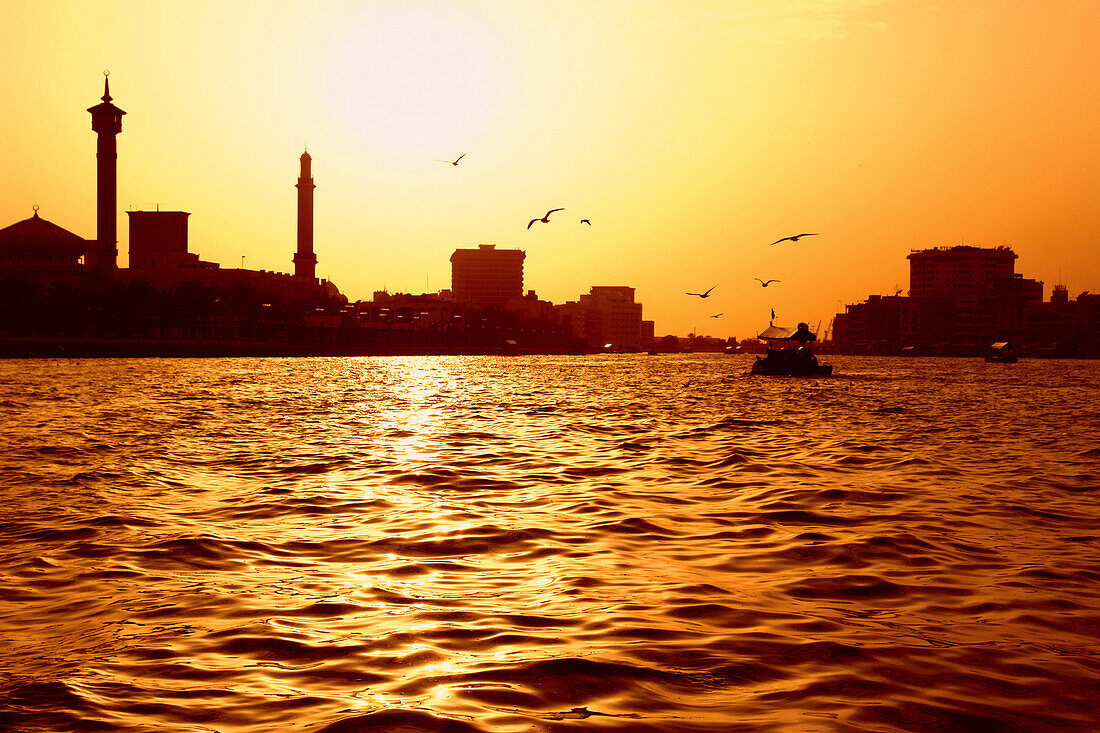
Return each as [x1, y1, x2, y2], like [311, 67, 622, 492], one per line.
[2, 0, 1098, 339]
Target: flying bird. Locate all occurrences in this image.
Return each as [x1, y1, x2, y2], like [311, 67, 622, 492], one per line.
[710, 313, 723, 318]
[755, 278, 781, 287]
[580, 219, 591, 225]
[437, 153, 467, 166]
[686, 285, 717, 298]
[528, 208, 564, 229]
[771, 233, 818, 245]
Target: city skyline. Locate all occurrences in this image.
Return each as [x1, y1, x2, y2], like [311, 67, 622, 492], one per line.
[3, 1, 1099, 339]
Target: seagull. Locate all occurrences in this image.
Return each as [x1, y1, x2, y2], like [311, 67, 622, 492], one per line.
[755, 278, 781, 287]
[580, 219, 591, 225]
[686, 285, 717, 298]
[710, 313, 723, 318]
[437, 153, 467, 166]
[771, 233, 818, 245]
[528, 208, 564, 229]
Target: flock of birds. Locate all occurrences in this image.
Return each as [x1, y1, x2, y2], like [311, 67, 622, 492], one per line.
[438, 154, 596, 230]
[437, 153, 819, 325]
[685, 233, 819, 321]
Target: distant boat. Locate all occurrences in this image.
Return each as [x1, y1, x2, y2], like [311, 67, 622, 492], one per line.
[750, 322, 833, 376]
[985, 341, 1018, 363]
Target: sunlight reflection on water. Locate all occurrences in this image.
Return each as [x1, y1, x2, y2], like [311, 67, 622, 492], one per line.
[0, 355, 1098, 731]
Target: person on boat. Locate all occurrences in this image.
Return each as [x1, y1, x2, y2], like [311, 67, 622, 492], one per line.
[792, 322, 816, 344]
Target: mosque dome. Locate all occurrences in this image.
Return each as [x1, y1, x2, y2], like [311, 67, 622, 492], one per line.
[0, 209, 88, 261]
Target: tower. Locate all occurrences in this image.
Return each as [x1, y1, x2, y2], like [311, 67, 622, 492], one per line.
[449, 244, 525, 305]
[294, 150, 317, 280]
[87, 72, 125, 276]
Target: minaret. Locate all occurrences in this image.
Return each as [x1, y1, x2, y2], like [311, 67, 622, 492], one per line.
[87, 72, 125, 276]
[294, 149, 317, 280]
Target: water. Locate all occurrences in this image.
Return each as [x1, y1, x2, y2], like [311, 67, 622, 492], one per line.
[1, 355, 1098, 732]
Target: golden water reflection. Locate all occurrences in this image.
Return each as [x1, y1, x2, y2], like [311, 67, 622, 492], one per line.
[1, 356, 1098, 731]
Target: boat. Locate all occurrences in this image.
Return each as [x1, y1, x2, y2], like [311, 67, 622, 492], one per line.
[750, 322, 833, 376]
[985, 341, 1018, 363]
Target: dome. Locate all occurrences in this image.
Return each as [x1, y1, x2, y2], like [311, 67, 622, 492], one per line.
[0, 210, 88, 260]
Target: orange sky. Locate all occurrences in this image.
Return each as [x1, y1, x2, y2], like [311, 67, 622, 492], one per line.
[3, 0, 1098, 338]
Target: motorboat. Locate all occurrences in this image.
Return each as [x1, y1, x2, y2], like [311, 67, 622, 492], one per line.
[985, 341, 1018, 363]
[750, 322, 833, 376]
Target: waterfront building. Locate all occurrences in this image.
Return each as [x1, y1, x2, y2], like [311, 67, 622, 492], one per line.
[0, 209, 89, 281]
[833, 294, 907, 353]
[907, 245, 1017, 299]
[126, 211, 210, 272]
[906, 245, 1022, 347]
[87, 73, 125, 277]
[834, 244, 1073, 354]
[574, 286, 646, 350]
[294, 150, 318, 281]
[1024, 285, 1100, 356]
[450, 244, 525, 306]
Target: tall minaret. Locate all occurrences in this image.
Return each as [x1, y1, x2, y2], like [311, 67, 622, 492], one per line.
[293, 149, 317, 280]
[87, 72, 125, 276]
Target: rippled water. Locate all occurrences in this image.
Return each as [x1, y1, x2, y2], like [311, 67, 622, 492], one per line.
[1, 355, 1098, 732]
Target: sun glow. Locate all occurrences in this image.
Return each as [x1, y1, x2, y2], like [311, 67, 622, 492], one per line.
[323, 5, 506, 160]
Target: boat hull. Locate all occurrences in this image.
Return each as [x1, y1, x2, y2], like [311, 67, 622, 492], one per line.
[751, 361, 833, 377]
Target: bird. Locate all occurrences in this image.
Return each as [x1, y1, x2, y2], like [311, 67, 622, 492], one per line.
[686, 285, 717, 298]
[580, 219, 591, 225]
[755, 278, 781, 287]
[528, 208, 564, 229]
[437, 153, 466, 166]
[710, 313, 723, 318]
[771, 233, 818, 245]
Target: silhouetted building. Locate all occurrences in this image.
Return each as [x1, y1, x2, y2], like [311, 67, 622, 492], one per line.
[450, 244, 525, 305]
[127, 211, 211, 272]
[832, 244, 1098, 355]
[907, 245, 1018, 347]
[0, 208, 88, 279]
[908, 245, 1017, 299]
[294, 150, 317, 281]
[993, 273, 1043, 335]
[503, 290, 557, 322]
[1024, 286, 1100, 356]
[87, 73, 125, 277]
[562, 286, 646, 350]
[120, 149, 341, 306]
[833, 294, 906, 353]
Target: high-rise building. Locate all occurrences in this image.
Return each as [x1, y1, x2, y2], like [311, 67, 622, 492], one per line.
[87, 73, 125, 276]
[578, 286, 644, 349]
[450, 244, 525, 305]
[907, 245, 1017, 299]
[907, 245, 1020, 346]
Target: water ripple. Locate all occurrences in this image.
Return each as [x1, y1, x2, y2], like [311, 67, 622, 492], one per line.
[1, 355, 1098, 731]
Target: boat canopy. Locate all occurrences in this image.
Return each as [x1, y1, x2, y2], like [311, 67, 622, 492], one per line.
[990, 341, 1013, 350]
[758, 323, 817, 342]
[758, 325, 797, 340]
